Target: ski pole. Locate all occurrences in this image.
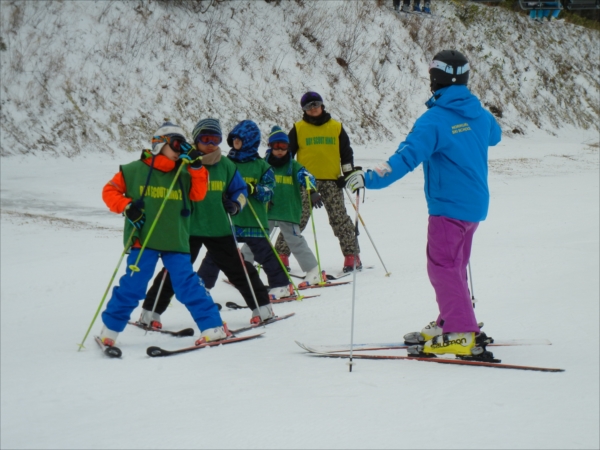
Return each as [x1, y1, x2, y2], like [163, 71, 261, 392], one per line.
[305, 177, 325, 285]
[468, 261, 476, 307]
[348, 189, 361, 372]
[226, 213, 264, 323]
[145, 269, 168, 335]
[245, 200, 303, 299]
[77, 227, 136, 351]
[344, 188, 391, 277]
[129, 160, 189, 273]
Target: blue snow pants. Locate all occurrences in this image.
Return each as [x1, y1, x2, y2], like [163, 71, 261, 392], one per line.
[101, 248, 222, 333]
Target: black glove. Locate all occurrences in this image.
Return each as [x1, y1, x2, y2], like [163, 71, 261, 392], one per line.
[310, 191, 323, 208]
[125, 200, 145, 230]
[222, 197, 240, 216]
[180, 148, 203, 168]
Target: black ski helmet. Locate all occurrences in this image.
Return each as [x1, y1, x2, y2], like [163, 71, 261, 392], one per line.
[429, 50, 470, 92]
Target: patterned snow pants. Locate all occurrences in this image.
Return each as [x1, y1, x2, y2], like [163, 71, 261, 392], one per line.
[275, 180, 359, 257]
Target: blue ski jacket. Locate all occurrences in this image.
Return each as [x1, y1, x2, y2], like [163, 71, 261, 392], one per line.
[365, 85, 502, 222]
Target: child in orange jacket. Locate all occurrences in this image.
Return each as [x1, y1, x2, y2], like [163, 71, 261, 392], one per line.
[99, 121, 228, 349]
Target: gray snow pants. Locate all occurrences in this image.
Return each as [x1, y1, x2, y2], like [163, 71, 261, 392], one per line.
[242, 220, 318, 272]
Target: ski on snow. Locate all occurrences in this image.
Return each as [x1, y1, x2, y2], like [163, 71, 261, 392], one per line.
[305, 350, 564, 372]
[295, 338, 553, 354]
[94, 335, 122, 358]
[146, 332, 265, 357]
[228, 313, 296, 334]
[291, 265, 374, 281]
[128, 321, 195, 337]
[226, 295, 319, 310]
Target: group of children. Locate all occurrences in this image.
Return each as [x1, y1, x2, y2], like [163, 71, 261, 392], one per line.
[99, 117, 327, 348]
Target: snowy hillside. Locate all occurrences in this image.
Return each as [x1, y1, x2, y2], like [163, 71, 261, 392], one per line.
[1, 0, 599, 156]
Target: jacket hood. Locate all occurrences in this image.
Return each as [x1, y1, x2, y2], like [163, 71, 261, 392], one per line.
[227, 120, 261, 162]
[426, 85, 483, 120]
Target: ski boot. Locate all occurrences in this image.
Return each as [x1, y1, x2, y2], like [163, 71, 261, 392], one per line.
[279, 254, 291, 272]
[99, 325, 119, 347]
[342, 254, 362, 273]
[268, 284, 294, 300]
[404, 321, 485, 345]
[195, 323, 232, 345]
[250, 304, 275, 325]
[298, 266, 326, 288]
[138, 309, 162, 330]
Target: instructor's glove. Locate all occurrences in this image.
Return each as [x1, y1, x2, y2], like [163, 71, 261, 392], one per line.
[222, 195, 240, 216]
[180, 148, 203, 168]
[310, 191, 323, 208]
[125, 200, 145, 230]
[345, 168, 365, 193]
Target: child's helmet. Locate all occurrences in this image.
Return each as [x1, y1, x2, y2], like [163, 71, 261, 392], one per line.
[429, 50, 470, 92]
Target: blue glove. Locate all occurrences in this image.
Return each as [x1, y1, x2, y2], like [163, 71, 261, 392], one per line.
[180, 142, 193, 154]
[125, 200, 145, 230]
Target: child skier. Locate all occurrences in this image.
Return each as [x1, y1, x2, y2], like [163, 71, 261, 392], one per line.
[346, 50, 502, 358]
[139, 118, 275, 325]
[197, 120, 293, 305]
[100, 121, 229, 347]
[242, 126, 325, 287]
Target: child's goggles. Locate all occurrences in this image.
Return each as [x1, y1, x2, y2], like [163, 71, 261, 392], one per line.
[152, 135, 185, 153]
[270, 142, 289, 151]
[196, 135, 222, 146]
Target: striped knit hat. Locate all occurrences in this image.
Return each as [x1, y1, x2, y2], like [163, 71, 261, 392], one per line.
[151, 120, 186, 155]
[192, 118, 222, 144]
[268, 126, 289, 145]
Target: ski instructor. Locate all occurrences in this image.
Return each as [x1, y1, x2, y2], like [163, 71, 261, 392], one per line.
[344, 50, 502, 358]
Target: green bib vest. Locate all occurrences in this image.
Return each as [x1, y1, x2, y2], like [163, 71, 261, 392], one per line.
[121, 160, 191, 253]
[269, 160, 303, 224]
[295, 119, 342, 180]
[190, 158, 237, 237]
[232, 158, 270, 229]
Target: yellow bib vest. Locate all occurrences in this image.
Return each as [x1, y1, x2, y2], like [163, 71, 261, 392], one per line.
[295, 119, 342, 180]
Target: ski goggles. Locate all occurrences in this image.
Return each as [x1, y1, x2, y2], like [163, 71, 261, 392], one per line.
[302, 100, 323, 111]
[195, 134, 222, 146]
[429, 60, 470, 75]
[270, 142, 289, 151]
[152, 135, 185, 153]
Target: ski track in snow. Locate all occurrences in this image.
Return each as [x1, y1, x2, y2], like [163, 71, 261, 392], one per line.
[1, 131, 599, 449]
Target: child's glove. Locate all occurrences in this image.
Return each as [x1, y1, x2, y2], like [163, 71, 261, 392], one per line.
[310, 191, 323, 208]
[222, 196, 240, 216]
[179, 142, 193, 154]
[125, 200, 145, 230]
[180, 149, 203, 168]
[247, 181, 257, 196]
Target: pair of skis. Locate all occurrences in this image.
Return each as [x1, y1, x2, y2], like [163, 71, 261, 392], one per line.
[94, 313, 296, 358]
[295, 340, 565, 372]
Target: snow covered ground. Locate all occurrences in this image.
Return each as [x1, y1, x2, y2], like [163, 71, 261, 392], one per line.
[1, 129, 598, 449]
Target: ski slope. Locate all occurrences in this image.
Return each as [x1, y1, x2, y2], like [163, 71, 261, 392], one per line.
[1, 129, 598, 449]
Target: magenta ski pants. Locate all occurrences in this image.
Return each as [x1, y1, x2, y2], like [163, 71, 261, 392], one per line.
[426, 215, 480, 334]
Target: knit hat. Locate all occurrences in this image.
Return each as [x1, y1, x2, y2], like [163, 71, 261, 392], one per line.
[151, 120, 186, 155]
[300, 91, 324, 109]
[268, 126, 289, 145]
[192, 118, 222, 144]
